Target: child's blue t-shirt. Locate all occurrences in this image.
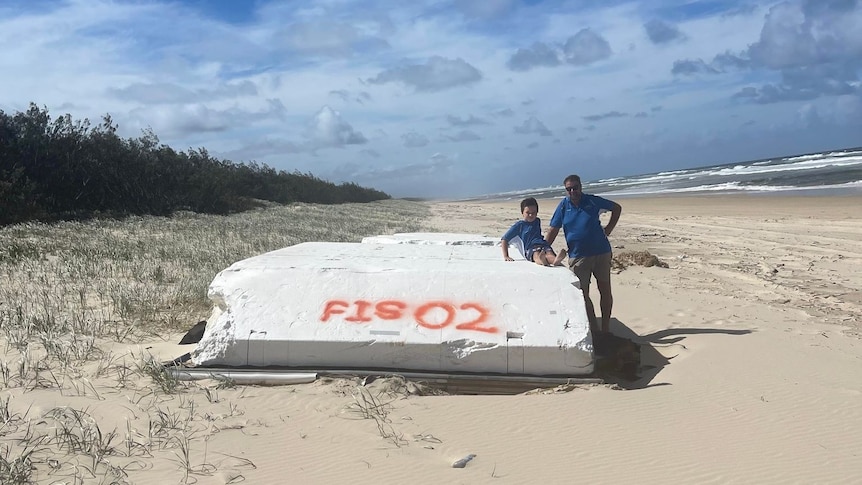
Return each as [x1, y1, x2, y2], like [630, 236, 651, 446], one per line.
[502, 218, 548, 256]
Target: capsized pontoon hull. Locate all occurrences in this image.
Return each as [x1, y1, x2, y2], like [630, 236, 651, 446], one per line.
[192, 238, 593, 375]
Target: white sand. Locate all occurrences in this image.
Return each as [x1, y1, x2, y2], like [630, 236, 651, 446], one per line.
[4, 194, 861, 484]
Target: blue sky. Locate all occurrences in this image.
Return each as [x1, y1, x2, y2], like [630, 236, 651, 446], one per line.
[1, 0, 860, 198]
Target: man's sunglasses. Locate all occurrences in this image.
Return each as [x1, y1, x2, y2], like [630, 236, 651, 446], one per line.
[565, 186, 581, 192]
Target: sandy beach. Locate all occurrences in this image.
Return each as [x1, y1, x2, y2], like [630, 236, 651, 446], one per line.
[417, 193, 862, 483]
[2, 194, 861, 484]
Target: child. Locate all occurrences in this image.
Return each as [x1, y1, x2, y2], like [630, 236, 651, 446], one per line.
[502, 197, 566, 266]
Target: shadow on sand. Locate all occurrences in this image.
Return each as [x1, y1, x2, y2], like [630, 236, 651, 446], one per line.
[175, 318, 753, 393]
[595, 318, 753, 390]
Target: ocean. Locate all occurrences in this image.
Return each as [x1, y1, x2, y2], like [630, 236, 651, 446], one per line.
[468, 147, 862, 201]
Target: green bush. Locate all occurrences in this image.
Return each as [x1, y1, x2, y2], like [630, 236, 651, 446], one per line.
[0, 104, 391, 225]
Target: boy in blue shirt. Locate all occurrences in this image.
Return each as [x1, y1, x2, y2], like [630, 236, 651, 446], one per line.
[501, 197, 566, 266]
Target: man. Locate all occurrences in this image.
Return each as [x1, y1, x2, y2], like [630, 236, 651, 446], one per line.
[546, 174, 622, 334]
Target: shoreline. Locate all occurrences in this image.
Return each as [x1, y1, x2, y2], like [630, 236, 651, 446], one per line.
[597, 192, 862, 217]
[441, 186, 862, 204]
[455, 190, 862, 201]
[446, 192, 862, 218]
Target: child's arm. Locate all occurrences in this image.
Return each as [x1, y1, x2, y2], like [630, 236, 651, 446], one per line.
[501, 239, 514, 261]
[501, 222, 521, 261]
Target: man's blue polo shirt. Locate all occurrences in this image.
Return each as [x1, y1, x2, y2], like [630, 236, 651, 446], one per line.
[550, 194, 615, 258]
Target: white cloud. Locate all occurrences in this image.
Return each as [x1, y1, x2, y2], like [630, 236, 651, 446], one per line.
[110, 81, 258, 104]
[644, 19, 687, 45]
[306, 105, 367, 147]
[444, 130, 481, 142]
[562, 29, 612, 65]
[0, 0, 859, 198]
[368, 56, 483, 91]
[401, 131, 430, 147]
[514, 116, 553, 136]
[507, 42, 561, 71]
[447, 114, 491, 126]
[275, 20, 389, 57]
[126, 99, 287, 139]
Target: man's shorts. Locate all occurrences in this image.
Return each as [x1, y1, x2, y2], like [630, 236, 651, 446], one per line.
[568, 252, 612, 290]
[525, 243, 554, 262]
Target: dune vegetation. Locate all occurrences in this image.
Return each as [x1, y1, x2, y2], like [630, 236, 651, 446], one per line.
[0, 103, 429, 483]
[1, 104, 391, 227]
[0, 198, 430, 483]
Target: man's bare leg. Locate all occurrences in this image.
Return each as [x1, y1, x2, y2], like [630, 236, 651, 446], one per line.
[581, 288, 598, 332]
[597, 280, 613, 332]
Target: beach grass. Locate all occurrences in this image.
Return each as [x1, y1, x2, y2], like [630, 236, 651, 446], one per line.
[0, 199, 428, 343]
[0, 198, 428, 482]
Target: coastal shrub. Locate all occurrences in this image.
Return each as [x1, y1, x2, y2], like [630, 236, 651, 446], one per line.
[0, 104, 391, 226]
